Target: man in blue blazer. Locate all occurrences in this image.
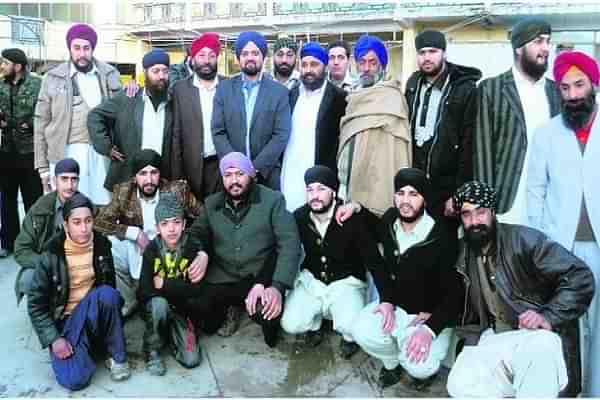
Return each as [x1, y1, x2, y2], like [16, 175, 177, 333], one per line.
[527, 50, 600, 397]
[212, 31, 292, 190]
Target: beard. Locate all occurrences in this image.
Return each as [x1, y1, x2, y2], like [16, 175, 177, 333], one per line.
[397, 203, 426, 223]
[420, 59, 444, 78]
[561, 90, 596, 130]
[241, 61, 261, 76]
[519, 50, 548, 81]
[359, 70, 383, 88]
[225, 182, 251, 200]
[301, 72, 326, 91]
[145, 77, 168, 99]
[274, 62, 294, 78]
[194, 62, 218, 81]
[138, 183, 158, 199]
[465, 220, 496, 251]
[3, 69, 15, 83]
[71, 56, 93, 73]
[309, 197, 334, 214]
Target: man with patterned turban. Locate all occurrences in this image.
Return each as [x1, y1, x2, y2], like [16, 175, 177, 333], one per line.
[446, 181, 594, 397]
[212, 31, 291, 190]
[337, 34, 411, 216]
[527, 50, 600, 396]
[35, 23, 122, 205]
[272, 36, 300, 89]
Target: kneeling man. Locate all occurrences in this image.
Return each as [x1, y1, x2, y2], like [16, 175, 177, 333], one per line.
[281, 165, 384, 358]
[350, 168, 462, 388]
[138, 192, 202, 376]
[28, 193, 130, 390]
[447, 181, 594, 397]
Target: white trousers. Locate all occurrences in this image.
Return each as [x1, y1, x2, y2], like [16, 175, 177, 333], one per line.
[352, 301, 453, 379]
[50, 143, 111, 205]
[281, 270, 366, 341]
[109, 235, 143, 279]
[573, 241, 600, 397]
[447, 328, 568, 398]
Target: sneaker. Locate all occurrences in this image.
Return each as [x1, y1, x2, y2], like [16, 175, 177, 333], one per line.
[407, 374, 436, 391]
[217, 306, 241, 337]
[339, 338, 360, 359]
[378, 365, 404, 389]
[146, 350, 166, 376]
[105, 357, 131, 382]
[301, 329, 324, 347]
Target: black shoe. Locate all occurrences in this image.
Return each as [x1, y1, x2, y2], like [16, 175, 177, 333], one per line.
[406, 374, 436, 391]
[217, 305, 241, 337]
[146, 350, 166, 376]
[0, 248, 9, 258]
[378, 365, 405, 389]
[339, 339, 359, 359]
[301, 329, 324, 347]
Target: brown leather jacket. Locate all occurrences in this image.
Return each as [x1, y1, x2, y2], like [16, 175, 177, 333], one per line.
[455, 223, 594, 396]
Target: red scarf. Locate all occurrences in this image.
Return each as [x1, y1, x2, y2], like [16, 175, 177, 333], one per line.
[575, 110, 596, 145]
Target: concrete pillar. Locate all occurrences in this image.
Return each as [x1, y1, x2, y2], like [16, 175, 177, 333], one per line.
[401, 24, 417, 90]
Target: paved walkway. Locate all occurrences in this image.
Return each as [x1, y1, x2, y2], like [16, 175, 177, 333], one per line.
[0, 256, 449, 397]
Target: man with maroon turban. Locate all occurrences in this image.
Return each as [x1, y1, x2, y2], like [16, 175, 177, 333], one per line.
[527, 50, 600, 396]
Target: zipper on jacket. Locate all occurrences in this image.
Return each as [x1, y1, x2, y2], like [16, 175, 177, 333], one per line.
[425, 81, 452, 179]
[455, 257, 471, 326]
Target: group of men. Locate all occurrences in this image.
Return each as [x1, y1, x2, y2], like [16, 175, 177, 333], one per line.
[1, 15, 599, 398]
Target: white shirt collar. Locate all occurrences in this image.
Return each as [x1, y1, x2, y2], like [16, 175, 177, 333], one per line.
[309, 203, 336, 237]
[70, 62, 97, 78]
[299, 81, 326, 97]
[193, 74, 219, 91]
[393, 210, 435, 241]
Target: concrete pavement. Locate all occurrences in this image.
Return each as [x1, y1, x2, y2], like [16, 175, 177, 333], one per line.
[0, 255, 450, 397]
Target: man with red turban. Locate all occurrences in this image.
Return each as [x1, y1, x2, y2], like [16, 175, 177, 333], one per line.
[527, 50, 600, 396]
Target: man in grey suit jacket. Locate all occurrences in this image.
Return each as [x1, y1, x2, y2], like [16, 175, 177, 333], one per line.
[212, 31, 291, 190]
[88, 49, 173, 190]
[171, 33, 226, 200]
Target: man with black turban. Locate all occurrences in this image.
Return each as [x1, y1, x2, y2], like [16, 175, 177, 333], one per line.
[446, 181, 594, 397]
[95, 149, 201, 316]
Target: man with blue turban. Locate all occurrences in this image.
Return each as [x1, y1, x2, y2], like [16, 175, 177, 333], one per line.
[281, 42, 347, 211]
[337, 34, 411, 216]
[212, 31, 291, 190]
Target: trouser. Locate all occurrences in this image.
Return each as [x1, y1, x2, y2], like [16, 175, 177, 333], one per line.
[280, 270, 366, 341]
[352, 301, 453, 379]
[110, 236, 142, 312]
[573, 241, 600, 396]
[50, 286, 126, 391]
[142, 297, 201, 368]
[446, 328, 567, 397]
[191, 276, 282, 347]
[0, 166, 42, 251]
[201, 156, 222, 199]
[50, 143, 111, 206]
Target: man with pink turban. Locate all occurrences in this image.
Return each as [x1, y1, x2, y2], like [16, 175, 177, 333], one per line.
[35, 23, 122, 205]
[527, 50, 600, 396]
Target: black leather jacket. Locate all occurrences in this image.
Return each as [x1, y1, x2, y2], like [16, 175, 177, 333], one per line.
[27, 231, 116, 349]
[455, 223, 594, 396]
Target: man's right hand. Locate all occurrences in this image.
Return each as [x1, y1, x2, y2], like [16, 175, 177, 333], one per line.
[124, 80, 140, 98]
[374, 302, 396, 334]
[335, 201, 361, 226]
[51, 337, 73, 360]
[245, 284, 265, 316]
[188, 251, 209, 283]
[136, 231, 150, 252]
[110, 146, 126, 162]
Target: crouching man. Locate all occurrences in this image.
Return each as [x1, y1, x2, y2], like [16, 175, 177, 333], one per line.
[348, 168, 462, 389]
[281, 166, 384, 359]
[28, 192, 130, 390]
[184, 152, 301, 347]
[138, 192, 202, 376]
[447, 181, 594, 397]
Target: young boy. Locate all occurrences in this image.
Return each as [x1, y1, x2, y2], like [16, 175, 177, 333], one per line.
[138, 192, 203, 376]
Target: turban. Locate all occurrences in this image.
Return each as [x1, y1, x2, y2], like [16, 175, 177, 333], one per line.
[131, 149, 162, 176]
[235, 31, 268, 59]
[219, 152, 256, 177]
[66, 23, 98, 50]
[191, 32, 220, 58]
[415, 30, 447, 51]
[553, 50, 599, 86]
[142, 48, 170, 69]
[274, 37, 298, 53]
[1, 48, 27, 66]
[63, 192, 94, 221]
[510, 17, 551, 49]
[393, 168, 430, 201]
[300, 42, 328, 66]
[304, 165, 339, 192]
[453, 181, 497, 214]
[155, 192, 184, 222]
[55, 158, 80, 176]
[354, 34, 388, 69]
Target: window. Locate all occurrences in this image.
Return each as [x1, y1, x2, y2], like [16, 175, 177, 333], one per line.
[20, 4, 39, 18]
[11, 17, 43, 44]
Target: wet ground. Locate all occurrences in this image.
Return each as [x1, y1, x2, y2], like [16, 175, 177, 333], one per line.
[0, 255, 450, 397]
